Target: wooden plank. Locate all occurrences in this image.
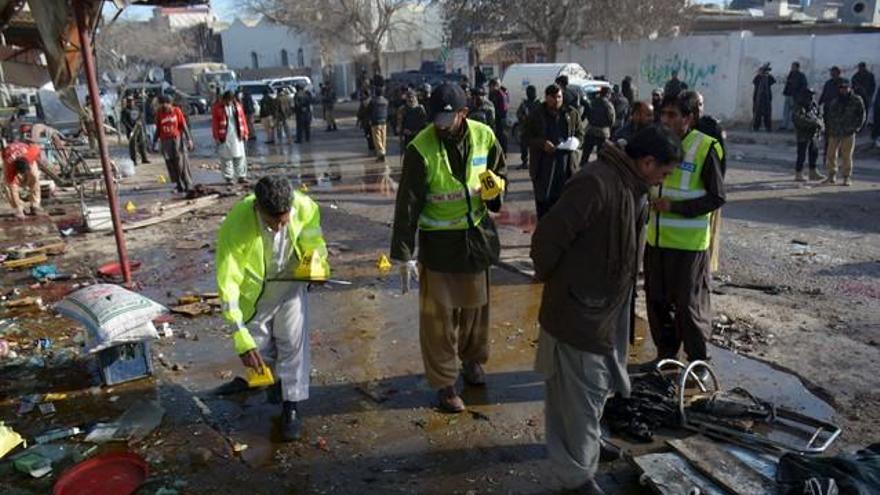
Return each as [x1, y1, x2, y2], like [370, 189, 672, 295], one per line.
[3, 253, 48, 269]
[122, 195, 218, 231]
[631, 452, 725, 495]
[668, 436, 777, 495]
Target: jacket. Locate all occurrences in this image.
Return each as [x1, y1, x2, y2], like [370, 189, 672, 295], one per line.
[523, 104, 584, 203]
[155, 106, 189, 141]
[216, 192, 328, 326]
[586, 98, 615, 138]
[793, 102, 823, 142]
[468, 97, 495, 126]
[259, 96, 277, 119]
[369, 96, 389, 124]
[826, 94, 866, 136]
[391, 121, 506, 273]
[530, 144, 648, 355]
[211, 101, 249, 143]
[783, 70, 808, 97]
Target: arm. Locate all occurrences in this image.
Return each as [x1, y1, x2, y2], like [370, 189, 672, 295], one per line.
[390, 148, 427, 262]
[486, 138, 507, 213]
[179, 109, 193, 142]
[525, 111, 545, 149]
[215, 222, 245, 329]
[530, 175, 601, 281]
[668, 144, 726, 218]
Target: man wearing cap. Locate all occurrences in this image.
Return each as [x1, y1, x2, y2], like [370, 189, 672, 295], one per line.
[2, 138, 46, 219]
[390, 83, 507, 413]
[216, 176, 329, 441]
[823, 78, 866, 186]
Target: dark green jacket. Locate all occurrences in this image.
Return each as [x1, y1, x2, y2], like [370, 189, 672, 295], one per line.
[826, 94, 866, 137]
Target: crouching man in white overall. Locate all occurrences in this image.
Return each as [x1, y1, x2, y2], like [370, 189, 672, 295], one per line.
[216, 176, 329, 441]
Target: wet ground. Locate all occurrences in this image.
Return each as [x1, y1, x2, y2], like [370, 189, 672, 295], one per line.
[1, 113, 877, 493]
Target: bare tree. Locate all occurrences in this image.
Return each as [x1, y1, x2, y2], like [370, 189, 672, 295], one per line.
[96, 20, 200, 79]
[439, 0, 693, 62]
[247, 0, 416, 76]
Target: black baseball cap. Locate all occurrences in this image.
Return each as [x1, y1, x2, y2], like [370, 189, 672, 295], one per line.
[430, 83, 468, 128]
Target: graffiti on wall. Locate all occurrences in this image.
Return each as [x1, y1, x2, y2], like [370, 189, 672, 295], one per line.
[641, 53, 718, 89]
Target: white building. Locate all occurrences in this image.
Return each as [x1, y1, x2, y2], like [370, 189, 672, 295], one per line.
[221, 17, 316, 74]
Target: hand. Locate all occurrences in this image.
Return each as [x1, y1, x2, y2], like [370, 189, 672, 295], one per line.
[542, 140, 556, 153]
[400, 259, 419, 294]
[151, 145, 158, 153]
[239, 349, 266, 371]
[651, 197, 672, 213]
[187, 140, 194, 151]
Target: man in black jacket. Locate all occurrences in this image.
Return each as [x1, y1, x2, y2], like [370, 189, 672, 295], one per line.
[531, 126, 681, 495]
[523, 84, 584, 218]
[781, 62, 807, 131]
[121, 97, 150, 165]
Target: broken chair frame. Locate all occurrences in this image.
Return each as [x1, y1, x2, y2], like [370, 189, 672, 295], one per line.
[657, 359, 841, 455]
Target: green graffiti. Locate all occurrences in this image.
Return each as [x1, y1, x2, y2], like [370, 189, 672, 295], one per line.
[640, 54, 718, 89]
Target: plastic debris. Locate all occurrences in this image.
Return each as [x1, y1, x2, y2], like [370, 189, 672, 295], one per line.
[84, 423, 121, 444]
[36, 337, 52, 350]
[0, 422, 24, 459]
[30, 264, 58, 281]
[38, 402, 56, 416]
[14, 452, 51, 477]
[377, 254, 393, 272]
[158, 174, 167, 184]
[35, 426, 81, 444]
[124, 201, 137, 213]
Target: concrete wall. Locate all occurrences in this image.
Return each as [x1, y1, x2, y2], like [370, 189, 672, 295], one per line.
[561, 32, 880, 124]
[221, 19, 317, 74]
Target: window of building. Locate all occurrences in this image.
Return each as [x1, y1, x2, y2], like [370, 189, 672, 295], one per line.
[281, 49, 289, 67]
[251, 51, 259, 69]
[297, 48, 304, 68]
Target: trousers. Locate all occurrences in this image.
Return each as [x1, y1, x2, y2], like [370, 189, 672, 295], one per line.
[247, 281, 310, 402]
[826, 134, 855, 178]
[796, 138, 819, 172]
[221, 155, 247, 180]
[371, 124, 387, 157]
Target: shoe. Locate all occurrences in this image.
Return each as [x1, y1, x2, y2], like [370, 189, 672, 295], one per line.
[225, 178, 234, 185]
[599, 439, 621, 463]
[281, 401, 303, 441]
[237, 177, 250, 185]
[809, 169, 825, 181]
[437, 386, 465, 413]
[14, 209, 25, 220]
[142, 159, 151, 164]
[842, 176, 852, 186]
[376, 155, 386, 162]
[462, 361, 486, 386]
[693, 367, 712, 385]
[795, 171, 805, 182]
[821, 175, 837, 185]
[571, 478, 606, 495]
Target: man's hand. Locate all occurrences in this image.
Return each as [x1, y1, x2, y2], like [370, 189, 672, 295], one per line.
[187, 140, 195, 151]
[651, 197, 672, 213]
[542, 140, 556, 153]
[239, 349, 266, 371]
[400, 259, 419, 294]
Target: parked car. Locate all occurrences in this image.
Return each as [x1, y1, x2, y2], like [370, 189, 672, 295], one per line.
[268, 76, 311, 92]
[186, 94, 209, 115]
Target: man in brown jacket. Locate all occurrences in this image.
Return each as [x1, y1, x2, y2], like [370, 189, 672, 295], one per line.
[531, 126, 681, 494]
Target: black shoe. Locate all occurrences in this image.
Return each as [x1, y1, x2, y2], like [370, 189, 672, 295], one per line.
[142, 159, 151, 164]
[281, 401, 303, 441]
[237, 177, 250, 185]
[599, 439, 621, 463]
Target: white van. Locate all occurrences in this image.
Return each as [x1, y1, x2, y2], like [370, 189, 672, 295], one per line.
[501, 63, 588, 126]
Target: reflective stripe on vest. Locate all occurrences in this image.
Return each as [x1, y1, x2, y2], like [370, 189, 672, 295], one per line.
[647, 129, 721, 251]
[411, 120, 496, 231]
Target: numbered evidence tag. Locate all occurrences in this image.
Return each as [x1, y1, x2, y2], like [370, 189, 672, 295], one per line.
[294, 252, 330, 282]
[246, 366, 275, 388]
[479, 170, 504, 201]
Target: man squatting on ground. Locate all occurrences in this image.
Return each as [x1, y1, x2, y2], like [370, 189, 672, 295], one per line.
[531, 125, 682, 495]
[391, 83, 507, 413]
[216, 176, 330, 441]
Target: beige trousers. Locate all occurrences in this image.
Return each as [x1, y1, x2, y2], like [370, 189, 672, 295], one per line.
[826, 134, 855, 178]
[371, 124, 387, 157]
[262, 116, 275, 142]
[419, 267, 490, 389]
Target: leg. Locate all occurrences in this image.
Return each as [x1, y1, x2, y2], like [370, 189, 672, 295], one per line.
[644, 245, 680, 360]
[825, 135, 841, 178]
[520, 139, 528, 166]
[456, 273, 491, 377]
[419, 276, 461, 389]
[752, 110, 760, 131]
[295, 117, 304, 142]
[540, 331, 612, 490]
[375, 124, 387, 158]
[161, 140, 181, 187]
[807, 138, 822, 179]
[263, 117, 275, 143]
[234, 155, 248, 180]
[305, 122, 311, 142]
[137, 133, 149, 162]
[673, 250, 712, 362]
[177, 144, 193, 191]
[270, 284, 311, 403]
[221, 158, 234, 181]
[795, 140, 807, 172]
[6, 181, 25, 217]
[128, 138, 138, 164]
[840, 133, 855, 179]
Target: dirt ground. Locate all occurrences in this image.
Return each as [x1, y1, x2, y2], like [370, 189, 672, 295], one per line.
[1, 112, 878, 494]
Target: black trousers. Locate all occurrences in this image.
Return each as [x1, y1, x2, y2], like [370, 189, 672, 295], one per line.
[796, 138, 818, 172]
[581, 135, 605, 166]
[752, 107, 771, 131]
[296, 115, 311, 142]
[128, 127, 148, 164]
[644, 245, 712, 361]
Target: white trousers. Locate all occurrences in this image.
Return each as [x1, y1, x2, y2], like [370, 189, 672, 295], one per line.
[246, 281, 310, 402]
[221, 155, 247, 180]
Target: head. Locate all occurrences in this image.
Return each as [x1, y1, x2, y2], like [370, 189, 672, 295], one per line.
[858, 62, 867, 71]
[670, 70, 679, 80]
[625, 125, 682, 186]
[760, 63, 771, 74]
[125, 97, 134, 108]
[544, 84, 563, 111]
[680, 90, 704, 120]
[838, 78, 852, 97]
[430, 83, 469, 139]
[406, 90, 418, 106]
[623, 75, 632, 85]
[254, 176, 292, 232]
[158, 95, 172, 111]
[488, 78, 500, 90]
[651, 89, 663, 103]
[526, 85, 537, 101]
[599, 86, 611, 99]
[631, 101, 655, 128]
[555, 75, 569, 88]
[660, 91, 699, 137]
[791, 61, 800, 72]
[830, 66, 841, 78]
[222, 90, 235, 104]
[797, 88, 815, 107]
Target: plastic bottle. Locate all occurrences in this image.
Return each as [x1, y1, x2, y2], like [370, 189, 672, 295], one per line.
[35, 427, 81, 444]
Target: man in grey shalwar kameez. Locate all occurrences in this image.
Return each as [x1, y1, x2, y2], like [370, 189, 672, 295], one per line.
[530, 126, 682, 494]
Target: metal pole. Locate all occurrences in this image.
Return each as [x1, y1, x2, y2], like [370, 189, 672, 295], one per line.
[73, 0, 132, 285]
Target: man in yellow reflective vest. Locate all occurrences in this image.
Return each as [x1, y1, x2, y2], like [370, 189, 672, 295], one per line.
[216, 176, 329, 441]
[391, 83, 507, 413]
[646, 92, 726, 370]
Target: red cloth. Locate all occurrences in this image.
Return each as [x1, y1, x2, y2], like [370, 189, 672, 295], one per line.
[211, 101, 249, 142]
[156, 106, 188, 140]
[3, 142, 41, 185]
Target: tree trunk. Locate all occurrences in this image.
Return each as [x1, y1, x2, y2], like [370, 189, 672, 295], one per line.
[369, 43, 383, 78]
[545, 36, 559, 63]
